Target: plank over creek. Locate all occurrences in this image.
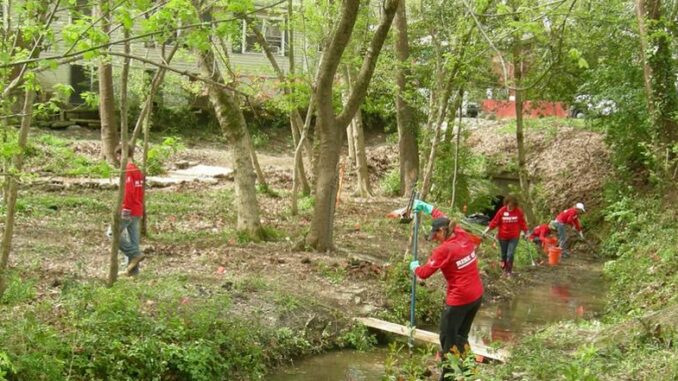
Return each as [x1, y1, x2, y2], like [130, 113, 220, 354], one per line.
[356, 317, 509, 362]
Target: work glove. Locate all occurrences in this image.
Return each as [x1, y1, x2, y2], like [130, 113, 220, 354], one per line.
[520, 231, 527, 240]
[579, 231, 585, 240]
[409, 260, 420, 272]
[121, 209, 132, 219]
[412, 200, 434, 215]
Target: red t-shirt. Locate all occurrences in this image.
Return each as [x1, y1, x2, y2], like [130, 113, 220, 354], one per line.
[488, 206, 528, 240]
[122, 162, 145, 217]
[529, 224, 551, 241]
[415, 231, 484, 306]
[556, 208, 581, 231]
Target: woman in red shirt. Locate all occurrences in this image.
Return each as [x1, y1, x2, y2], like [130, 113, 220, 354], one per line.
[483, 195, 528, 276]
[411, 200, 483, 380]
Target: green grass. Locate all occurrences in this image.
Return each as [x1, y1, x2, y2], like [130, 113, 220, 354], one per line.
[0, 271, 36, 305]
[27, 134, 113, 178]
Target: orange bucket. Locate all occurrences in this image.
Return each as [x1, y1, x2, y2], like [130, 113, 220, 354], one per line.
[469, 234, 482, 246]
[548, 247, 561, 265]
[542, 237, 558, 249]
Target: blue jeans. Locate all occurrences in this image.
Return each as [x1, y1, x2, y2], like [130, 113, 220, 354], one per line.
[553, 221, 569, 257]
[499, 238, 519, 263]
[120, 216, 141, 274]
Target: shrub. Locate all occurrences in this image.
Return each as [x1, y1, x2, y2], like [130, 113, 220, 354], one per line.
[380, 168, 401, 196]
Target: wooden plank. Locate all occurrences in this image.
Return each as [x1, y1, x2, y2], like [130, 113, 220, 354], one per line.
[356, 317, 509, 362]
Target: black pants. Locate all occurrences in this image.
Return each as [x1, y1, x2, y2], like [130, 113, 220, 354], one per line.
[439, 297, 482, 380]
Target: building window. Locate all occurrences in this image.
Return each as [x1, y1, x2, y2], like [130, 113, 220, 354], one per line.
[237, 17, 287, 56]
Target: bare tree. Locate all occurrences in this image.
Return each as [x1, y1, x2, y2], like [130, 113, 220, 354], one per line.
[97, 0, 119, 163]
[344, 66, 372, 197]
[306, 0, 399, 251]
[393, 0, 419, 195]
[108, 36, 132, 286]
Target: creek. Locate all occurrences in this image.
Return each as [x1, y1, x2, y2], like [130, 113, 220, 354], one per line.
[270, 257, 606, 381]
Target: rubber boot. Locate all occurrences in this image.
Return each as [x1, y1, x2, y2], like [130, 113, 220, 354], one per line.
[506, 260, 513, 277]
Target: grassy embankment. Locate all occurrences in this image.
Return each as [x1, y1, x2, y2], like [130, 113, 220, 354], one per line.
[485, 190, 677, 380]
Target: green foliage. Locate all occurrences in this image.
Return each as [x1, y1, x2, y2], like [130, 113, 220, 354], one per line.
[0, 277, 329, 380]
[383, 343, 436, 381]
[600, 191, 677, 317]
[380, 168, 401, 196]
[0, 352, 15, 381]
[428, 132, 498, 213]
[298, 195, 315, 213]
[146, 136, 185, 175]
[381, 258, 443, 325]
[0, 272, 36, 305]
[440, 350, 479, 380]
[338, 324, 377, 352]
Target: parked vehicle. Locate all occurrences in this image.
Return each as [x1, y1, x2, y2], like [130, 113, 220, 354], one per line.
[462, 101, 480, 117]
[569, 95, 617, 118]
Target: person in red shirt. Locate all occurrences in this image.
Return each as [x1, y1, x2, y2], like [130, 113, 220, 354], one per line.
[528, 223, 553, 251]
[116, 145, 145, 275]
[410, 200, 483, 380]
[482, 195, 528, 276]
[552, 202, 585, 258]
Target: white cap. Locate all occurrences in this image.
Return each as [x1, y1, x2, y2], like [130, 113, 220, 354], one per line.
[575, 202, 586, 212]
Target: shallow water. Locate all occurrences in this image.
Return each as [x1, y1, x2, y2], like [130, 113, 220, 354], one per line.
[269, 348, 388, 381]
[269, 258, 606, 380]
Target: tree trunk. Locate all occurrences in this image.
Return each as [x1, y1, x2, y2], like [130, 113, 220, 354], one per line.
[97, 0, 118, 163]
[420, 82, 456, 200]
[306, 0, 399, 251]
[513, 40, 535, 225]
[635, 0, 656, 115]
[635, 0, 678, 170]
[141, 98, 152, 237]
[351, 108, 372, 197]
[346, 121, 356, 167]
[344, 67, 372, 197]
[245, 128, 269, 190]
[108, 37, 131, 286]
[394, 0, 419, 195]
[292, 95, 316, 215]
[0, 90, 34, 297]
[197, 47, 263, 237]
[451, 99, 463, 210]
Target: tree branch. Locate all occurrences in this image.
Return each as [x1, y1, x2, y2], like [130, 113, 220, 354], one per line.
[2, 0, 61, 98]
[0, 0, 287, 69]
[107, 51, 248, 96]
[335, 0, 400, 129]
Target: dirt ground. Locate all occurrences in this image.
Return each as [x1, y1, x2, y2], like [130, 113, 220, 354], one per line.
[9, 123, 606, 352]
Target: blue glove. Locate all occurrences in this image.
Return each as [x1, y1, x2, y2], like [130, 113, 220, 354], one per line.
[409, 260, 420, 272]
[412, 200, 434, 215]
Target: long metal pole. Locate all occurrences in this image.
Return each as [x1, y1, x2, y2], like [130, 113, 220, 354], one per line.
[409, 192, 420, 350]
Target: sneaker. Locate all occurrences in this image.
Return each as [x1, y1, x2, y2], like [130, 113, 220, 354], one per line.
[126, 254, 146, 275]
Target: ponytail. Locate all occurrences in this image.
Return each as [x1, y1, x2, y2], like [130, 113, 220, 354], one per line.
[444, 219, 458, 239]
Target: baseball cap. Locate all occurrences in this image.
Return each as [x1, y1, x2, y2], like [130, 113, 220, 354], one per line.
[428, 217, 450, 240]
[575, 202, 586, 212]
